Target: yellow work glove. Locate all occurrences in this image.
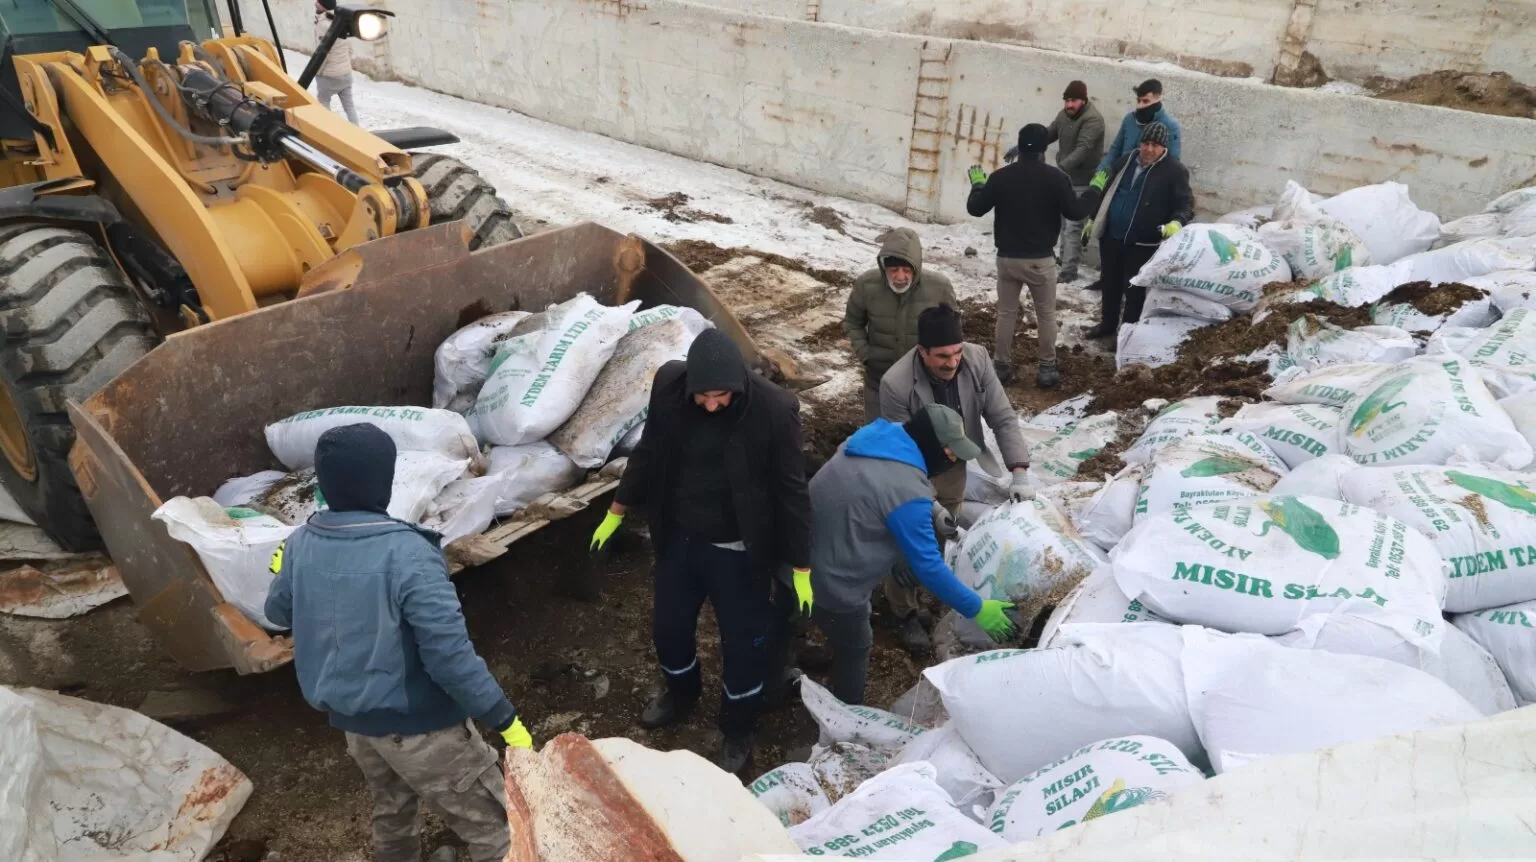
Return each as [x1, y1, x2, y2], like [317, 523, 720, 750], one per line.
[1089, 170, 1108, 191]
[500, 716, 533, 749]
[792, 568, 814, 615]
[1160, 221, 1182, 239]
[590, 510, 623, 551]
[967, 164, 987, 186]
[1081, 219, 1094, 243]
[974, 599, 1017, 641]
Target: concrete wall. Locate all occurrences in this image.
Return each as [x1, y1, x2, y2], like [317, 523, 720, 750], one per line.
[245, 0, 1536, 225]
[701, 0, 1536, 87]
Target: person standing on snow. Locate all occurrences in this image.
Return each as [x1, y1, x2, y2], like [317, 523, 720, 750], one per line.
[845, 228, 957, 421]
[966, 124, 1101, 388]
[1046, 81, 1106, 284]
[589, 328, 812, 775]
[264, 423, 526, 862]
[1082, 122, 1194, 339]
[314, 0, 360, 124]
[876, 304, 1032, 656]
[770, 404, 1017, 706]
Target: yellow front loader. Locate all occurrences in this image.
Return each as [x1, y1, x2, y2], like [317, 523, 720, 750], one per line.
[0, 0, 767, 673]
[0, 0, 522, 549]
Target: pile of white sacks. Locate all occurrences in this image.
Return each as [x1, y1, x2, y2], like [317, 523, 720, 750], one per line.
[1118, 180, 1536, 371]
[149, 294, 710, 630]
[756, 184, 1536, 859]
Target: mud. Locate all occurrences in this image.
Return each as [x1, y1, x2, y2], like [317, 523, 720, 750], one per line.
[809, 206, 848, 235]
[1376, 70, 1536, 119]
[801, 388, 863, 474]
[642, 192, 735, 225]
[1378, 281, 1487, 316]
[955, 298, 1116, 415]
[803, 318, 850, 352]
[662, 240, 855, 287]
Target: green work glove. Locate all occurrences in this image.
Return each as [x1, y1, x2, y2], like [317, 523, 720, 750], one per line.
[1089, 170, 1108, 191]
[590, 510, 623, 551]
[500, 716, 533, 749]
[967, 164, 987, 186]
[1080, 218, 1094, 243]
[973, 599, 1017, 641]
[792, 567, 814, 615]
[1160, 221, 1182, 239]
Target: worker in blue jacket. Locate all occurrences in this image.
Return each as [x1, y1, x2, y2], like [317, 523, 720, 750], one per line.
[265, 422, 528, 862]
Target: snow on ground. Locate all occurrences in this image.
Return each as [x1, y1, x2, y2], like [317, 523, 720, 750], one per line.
[296, 54, 1104, 402]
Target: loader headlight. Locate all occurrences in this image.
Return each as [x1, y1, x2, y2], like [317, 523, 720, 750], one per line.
[351, 11, 389, 41]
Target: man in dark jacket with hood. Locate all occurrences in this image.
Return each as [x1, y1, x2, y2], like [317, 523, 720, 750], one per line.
[967, 124, 1100, 388]
[590, 328, 811, 774]
[845, 227, 957, 420]
[1083, 122, 1195, 338]
[1096, 78, 1182, 177]
[770, 404, 1016, 705]
[265, 423, 526, 862]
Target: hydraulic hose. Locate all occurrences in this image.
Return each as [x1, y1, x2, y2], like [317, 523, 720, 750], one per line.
[107, 47, 245, 147]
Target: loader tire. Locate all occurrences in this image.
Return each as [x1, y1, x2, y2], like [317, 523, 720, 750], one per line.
[410, 152, 524, 249]
[0, 224, 156, 551]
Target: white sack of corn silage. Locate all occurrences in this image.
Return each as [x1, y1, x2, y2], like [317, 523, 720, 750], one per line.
[547, 309, 710, 468]
[923, 624, 1202, 784]
[1312, 181, 1440, 265]
[1264, 361, 1392, 409]
[1427, 307, 1536, 399]
[1216, 402, 1341, 468]
[984, 734, 1202, 842]
[1335, 355, 1532, 469]
[1075, 463, 1145, 551]
[1370, 285, 1496, 334]
[1119, 396, 1224, 466]
[466, 293, 638, 446]
[248, 453, 469, 526]
[1283, 315, 1416, 373]
[787, 762, 1005, 860]
[1452, 601, 1536, 705]
[1268, 453, 1359, 500]
[1037, 567, 1168, 648]
[1115, 315, 1207, 370]
[1182, 627, 1482, 774]
[152, 498, 294, 630]
[265, 406, 481, 471]
[432, 310, 533, 412]
[953, 498, 1106, 609]
[1129, 224, 1290, 314]
[1256, 207, 1371, 280]
[1473, 270, 1536, 313]
[484, 442, 586, 516]
[1111, 495, 1448, 650]
[1131, 432, 1288, 524]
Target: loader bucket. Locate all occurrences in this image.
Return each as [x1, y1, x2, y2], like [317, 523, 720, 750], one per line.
[66, 222, 767, 673]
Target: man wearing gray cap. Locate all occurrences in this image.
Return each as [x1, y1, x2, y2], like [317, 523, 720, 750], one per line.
[1083, 121, 1194, 339]
[768, 404, 1017, 706]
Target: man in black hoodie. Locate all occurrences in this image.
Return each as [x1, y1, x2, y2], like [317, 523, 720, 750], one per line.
[967, 124, 1101, 388]
[589, 328, 811, 774]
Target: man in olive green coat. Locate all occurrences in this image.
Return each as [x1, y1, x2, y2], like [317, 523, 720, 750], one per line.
[844, 228, 957, 421]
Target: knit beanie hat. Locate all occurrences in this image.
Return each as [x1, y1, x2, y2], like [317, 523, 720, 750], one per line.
[1063, 80, 1088, 101]
[684, 328, 748, 395]
[1017, 123, 1050, 155]
[315, 423, 395, 515]
[1140, 122, 1170, 147]
[917, 304, 964, 348]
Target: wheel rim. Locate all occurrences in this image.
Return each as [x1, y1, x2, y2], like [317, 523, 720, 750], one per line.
[0, 384, 36, 482]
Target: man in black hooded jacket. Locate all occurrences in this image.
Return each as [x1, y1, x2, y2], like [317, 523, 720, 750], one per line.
[589, 328, 811, 773]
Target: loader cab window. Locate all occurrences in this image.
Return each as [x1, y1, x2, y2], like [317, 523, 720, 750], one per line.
[0, 0, 218, 39]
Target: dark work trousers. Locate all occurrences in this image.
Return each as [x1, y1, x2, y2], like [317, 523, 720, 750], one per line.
[768, 578, 874, 706]
[653, 532, 773, 738]
[1098, 237, 1159, 329]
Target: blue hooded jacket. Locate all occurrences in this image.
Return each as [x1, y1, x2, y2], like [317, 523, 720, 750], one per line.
[264, 424, 515, 737]
[808, 419, 982, 617]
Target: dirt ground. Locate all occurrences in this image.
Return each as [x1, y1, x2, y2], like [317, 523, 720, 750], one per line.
[1376, 70, 1536, 119]
[0, 505, 924, 861]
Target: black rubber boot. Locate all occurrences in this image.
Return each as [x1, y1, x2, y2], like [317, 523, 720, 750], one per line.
[717, 735, 754, 775]
[1084, 322, 1115, 340]
[1084, 279, 1103, 292]
[897, 613, 931, 658]
[992, 359, 1017, 385]
[640, 690, 696, 729]
[1036, 359, 1061, 389]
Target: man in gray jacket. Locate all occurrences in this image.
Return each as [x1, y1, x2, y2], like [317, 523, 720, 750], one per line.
[877, 304, 1032, 654]
[770, 404, 1016, 705]
[1046, 81, 1105, 283]
[845, 227, 957, 421]
[265, 423, 527, 862]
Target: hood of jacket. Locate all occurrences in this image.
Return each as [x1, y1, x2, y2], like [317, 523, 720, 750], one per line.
[843, 418, 926, 473]
[316, 423, 395, 515]
[304, 509, 443, 544]
[877, 227, 925, 287]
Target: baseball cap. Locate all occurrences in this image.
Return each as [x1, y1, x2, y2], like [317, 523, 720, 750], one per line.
[919, 404, 1006, 477]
